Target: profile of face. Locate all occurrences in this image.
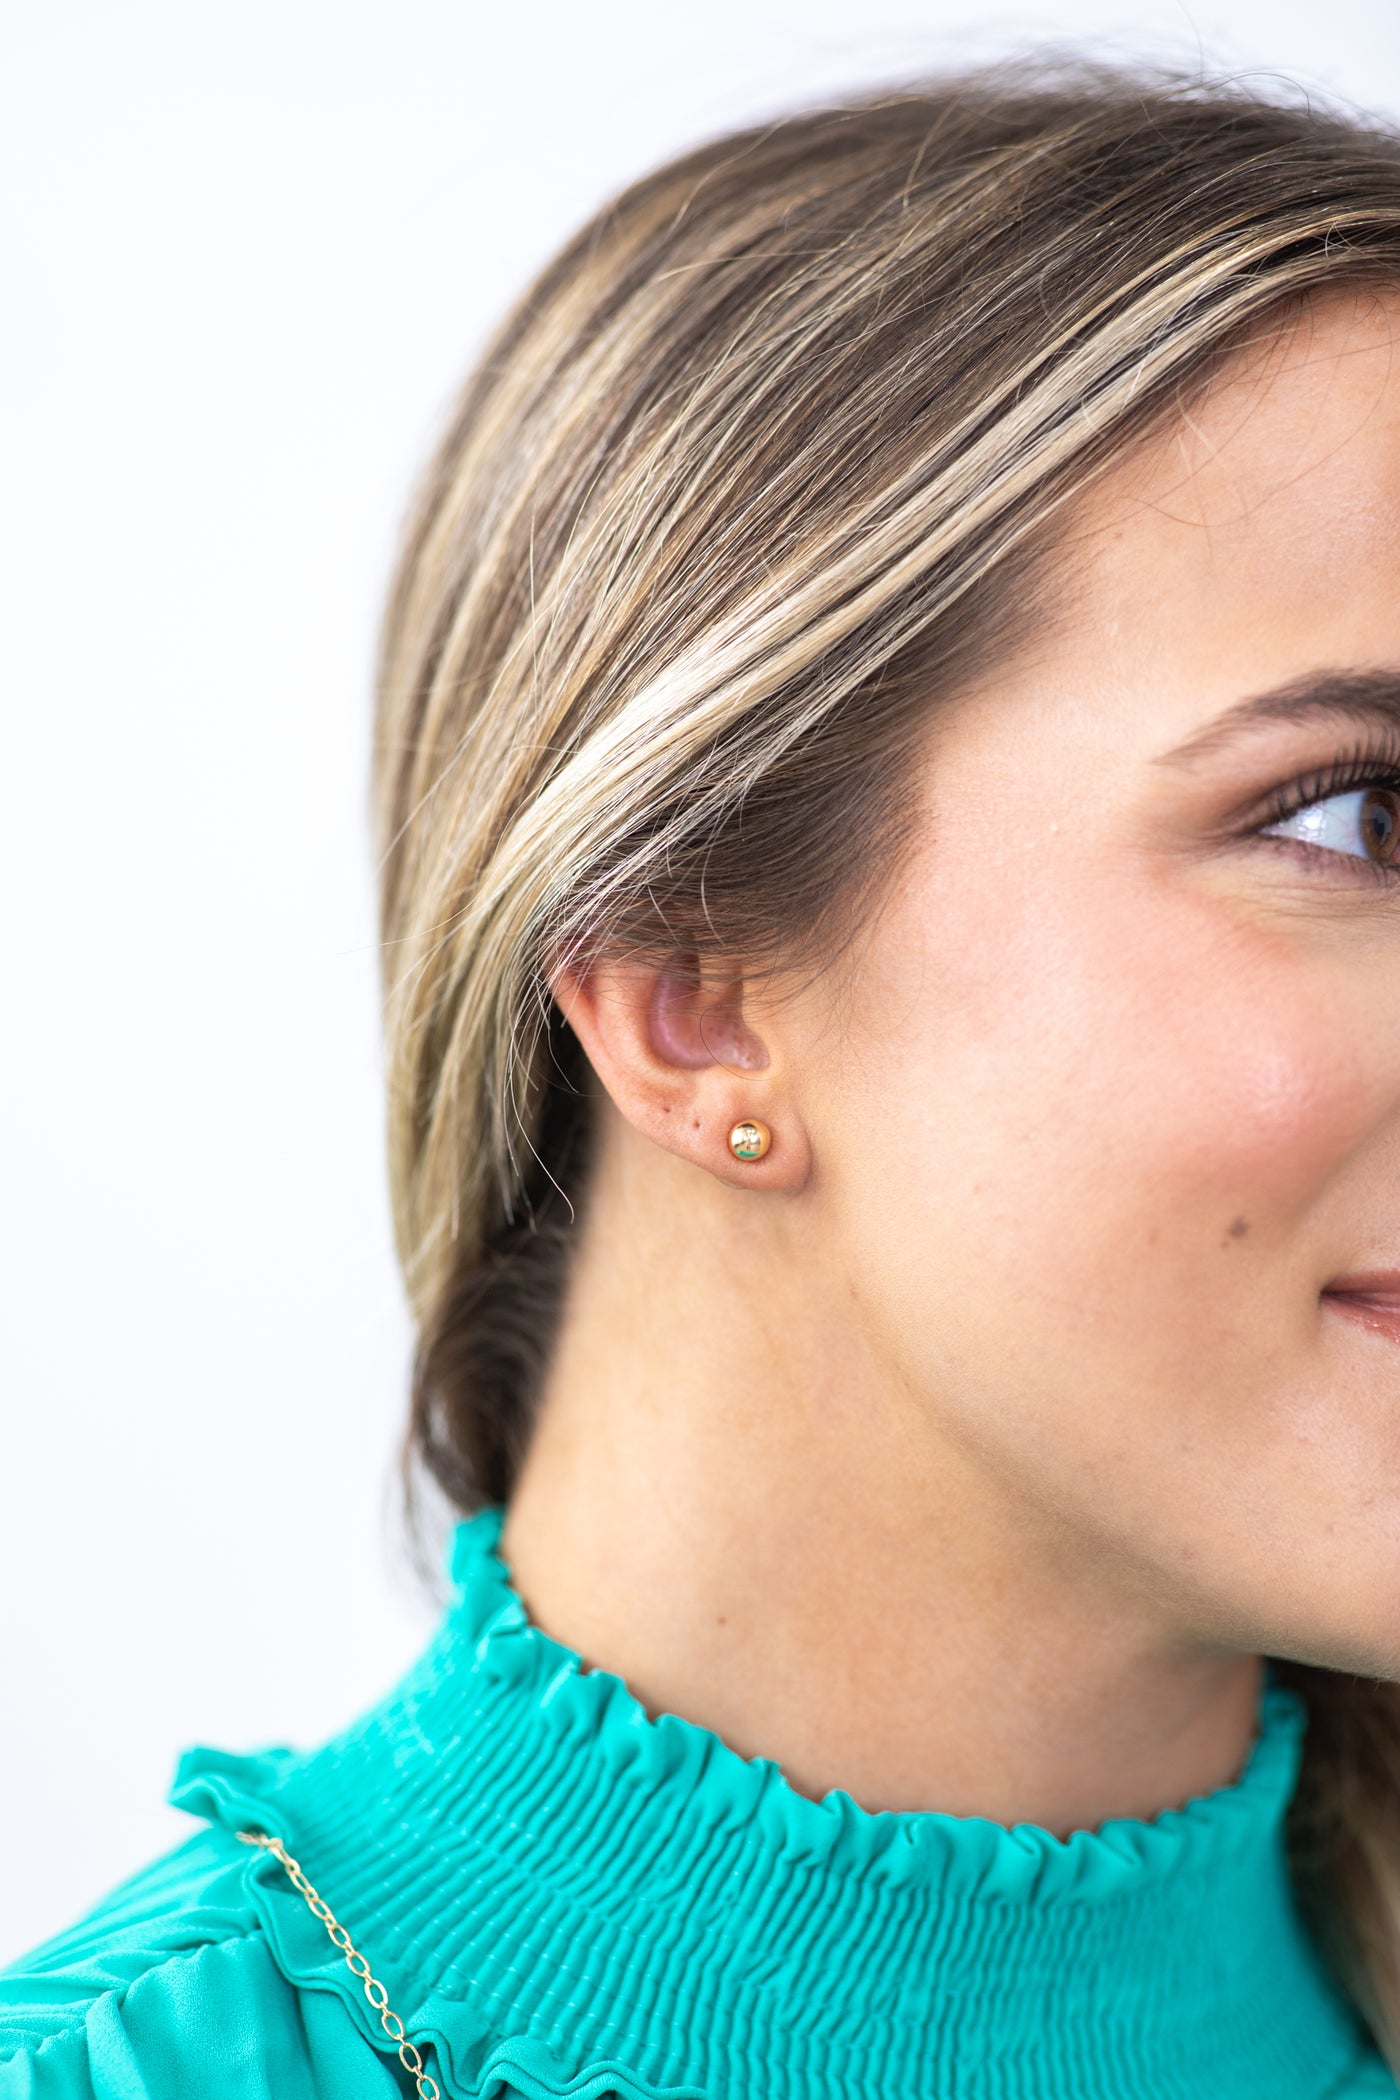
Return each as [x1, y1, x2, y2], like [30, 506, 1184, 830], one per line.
[556, 288, 1400, 1688]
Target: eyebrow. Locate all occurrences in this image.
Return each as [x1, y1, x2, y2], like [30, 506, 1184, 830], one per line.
[1153, 671, 1400, 770]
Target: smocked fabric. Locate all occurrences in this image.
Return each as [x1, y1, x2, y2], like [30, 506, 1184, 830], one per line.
[2, 1506, 1397, 2098]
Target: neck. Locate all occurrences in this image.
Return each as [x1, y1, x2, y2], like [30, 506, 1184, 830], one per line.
[504, 1112, 1261, 1837]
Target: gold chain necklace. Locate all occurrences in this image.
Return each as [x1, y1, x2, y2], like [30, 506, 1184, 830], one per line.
[237, 1829, 443, 2099]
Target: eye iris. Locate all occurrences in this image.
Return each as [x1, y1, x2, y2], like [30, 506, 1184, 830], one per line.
[1362, 789, 1400, 864]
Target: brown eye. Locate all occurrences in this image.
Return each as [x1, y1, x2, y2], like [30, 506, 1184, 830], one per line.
[1260, 783, 1400, 870]
[1361, 788, 1400, 865]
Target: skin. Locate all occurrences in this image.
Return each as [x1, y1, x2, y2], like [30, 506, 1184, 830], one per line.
[501, 289, 1400, 1835]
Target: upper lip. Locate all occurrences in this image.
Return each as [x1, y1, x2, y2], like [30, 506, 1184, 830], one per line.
[1324, 1271, 1400, 1301]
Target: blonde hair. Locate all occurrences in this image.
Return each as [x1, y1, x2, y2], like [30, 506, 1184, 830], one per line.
[373, 64, 1400, 2057]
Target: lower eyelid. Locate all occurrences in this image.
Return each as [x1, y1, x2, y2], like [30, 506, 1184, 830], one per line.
[1253, 830, 1400, 885]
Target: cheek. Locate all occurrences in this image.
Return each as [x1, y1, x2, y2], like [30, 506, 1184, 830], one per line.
[1071, 925, 1371, 1238]
[831, 875, 1377, 1357]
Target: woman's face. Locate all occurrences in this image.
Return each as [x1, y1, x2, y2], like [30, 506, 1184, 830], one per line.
[803, 291, 1400, 1674]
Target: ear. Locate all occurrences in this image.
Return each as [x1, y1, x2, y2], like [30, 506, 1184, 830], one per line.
[549, 950, 810, 1191]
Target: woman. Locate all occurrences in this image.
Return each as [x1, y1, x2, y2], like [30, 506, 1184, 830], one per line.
[7, 59, 1400, 2099]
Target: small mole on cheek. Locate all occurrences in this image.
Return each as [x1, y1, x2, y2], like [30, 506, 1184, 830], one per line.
[1223, 1216, 1250, 1245]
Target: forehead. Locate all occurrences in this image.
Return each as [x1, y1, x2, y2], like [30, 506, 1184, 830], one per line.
[1075, 289, 1400, 636]
[941, 290, 1400, 772]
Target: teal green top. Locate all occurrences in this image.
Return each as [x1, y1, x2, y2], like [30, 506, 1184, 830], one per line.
[3, 1506, 1397, 2099]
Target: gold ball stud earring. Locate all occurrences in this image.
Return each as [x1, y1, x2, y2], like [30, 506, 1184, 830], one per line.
[728, 1118, 772, 1162]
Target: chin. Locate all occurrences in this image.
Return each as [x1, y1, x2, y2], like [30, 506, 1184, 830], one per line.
[1236, 1573, 1400, 1686]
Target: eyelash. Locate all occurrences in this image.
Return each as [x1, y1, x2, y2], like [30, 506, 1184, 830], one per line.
[1253, 732, 1400, 886]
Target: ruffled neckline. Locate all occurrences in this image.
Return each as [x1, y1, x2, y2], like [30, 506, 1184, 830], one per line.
[444, 1507, 1305, 1903]
[172, 1504, 1376, 2100]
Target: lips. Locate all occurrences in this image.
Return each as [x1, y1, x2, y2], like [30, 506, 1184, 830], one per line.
[1322, 1274, 1400, 1345]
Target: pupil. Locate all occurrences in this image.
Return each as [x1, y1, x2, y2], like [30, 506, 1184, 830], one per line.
[1363, 790, 1400, 862]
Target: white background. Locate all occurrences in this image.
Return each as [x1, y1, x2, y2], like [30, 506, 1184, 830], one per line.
[3, 0, 1398, 1964]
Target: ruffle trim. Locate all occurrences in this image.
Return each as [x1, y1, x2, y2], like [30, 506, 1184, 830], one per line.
[447, 1504, 1308, 1903]
[168, 1768, 707, 2100]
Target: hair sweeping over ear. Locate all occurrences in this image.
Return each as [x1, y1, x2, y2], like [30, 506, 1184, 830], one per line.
[372, 60, 1400, 2060]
